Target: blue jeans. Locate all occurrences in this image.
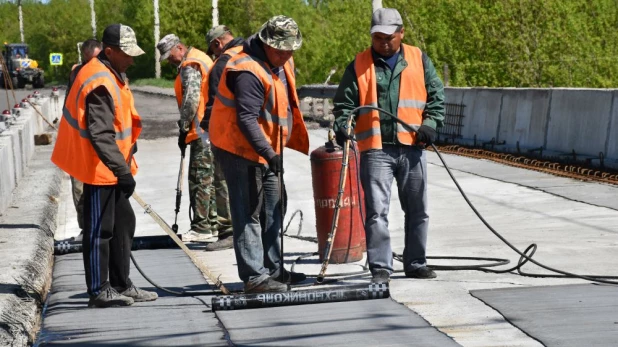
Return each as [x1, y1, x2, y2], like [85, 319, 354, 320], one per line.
[214, 147, 283, 286]
[360, 145, 429, 274]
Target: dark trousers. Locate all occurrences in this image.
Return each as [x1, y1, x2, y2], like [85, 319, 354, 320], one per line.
[214, 147, 284, 285]
[82, 184, 136, 296]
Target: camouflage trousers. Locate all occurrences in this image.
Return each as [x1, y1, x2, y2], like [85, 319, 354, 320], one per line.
[214, 156, 233, 239]
[188, 139, 217, 234]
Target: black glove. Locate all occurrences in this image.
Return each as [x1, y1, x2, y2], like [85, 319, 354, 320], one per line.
[268, 155, 284, 175]
[178, 131, 188, 154]
[199, 118, 209, 132]
[335, 128, 354, 147]
[416, 125, 437, 145]
[117, 173, 136, 198]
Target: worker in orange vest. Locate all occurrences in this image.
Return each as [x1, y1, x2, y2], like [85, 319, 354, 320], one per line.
[333, 8, 445, 283]
[209, 16, 309, 293]
[52, 24, 158, 308]
[66, 38, 102, 243]
[200, 25, 244, 252]
[157, 34, 218, 243]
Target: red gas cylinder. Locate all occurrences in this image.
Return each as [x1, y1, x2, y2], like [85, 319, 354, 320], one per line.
[310, 134, 366, 263]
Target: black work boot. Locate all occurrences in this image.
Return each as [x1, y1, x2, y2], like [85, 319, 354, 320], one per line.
[245, 278, 289, 294]
[371, 269, 391, 283]
[120, 284, 158, 302]
[204, 237, 234, 251]
[405, 267, 437, 279]
[88, 287, 134, 308]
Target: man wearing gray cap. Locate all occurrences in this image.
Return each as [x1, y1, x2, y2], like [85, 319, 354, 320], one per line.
[209, 15, 309, 293]
[200, 25, 244, 252]
[333, 8, 445, 283]
[52, 23, 158, 307]
[156, 34, 217, 243]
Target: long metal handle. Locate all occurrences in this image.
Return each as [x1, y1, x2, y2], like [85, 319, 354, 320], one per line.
[316, 116, 354, 283]
[172, 154, 185, 232]
[132, 191, 230, 295]
[279, 126, 285, 283]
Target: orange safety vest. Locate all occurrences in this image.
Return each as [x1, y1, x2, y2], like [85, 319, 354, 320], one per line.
[209, 53, 309, 164]
[354, 44, 427, 152]
[174, 48, 213, 144]
[207, 45, 242, 81]
[52, 58, 142, 185]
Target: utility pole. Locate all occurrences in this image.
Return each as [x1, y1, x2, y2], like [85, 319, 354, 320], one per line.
[372, 0, 382, 13]
[89, 0, 97, 38]
[18, 0, 24, 43]
[212, 0, 219, 27]
[154, 0, 161, 78]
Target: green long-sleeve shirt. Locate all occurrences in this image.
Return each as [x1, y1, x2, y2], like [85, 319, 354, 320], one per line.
[333, 45, 445, 145]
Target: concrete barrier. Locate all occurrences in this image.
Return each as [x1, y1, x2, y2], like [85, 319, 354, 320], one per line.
[1, 129, 23, 186]
[497, 88, 550, 150]
[444, 87, 618, 168]
[605, 92, 618, 161]
[460, 88, 503, 143]
[0, 94, 60, 216]
[0, 136, 16, 212]
[546, 89, 613, 156]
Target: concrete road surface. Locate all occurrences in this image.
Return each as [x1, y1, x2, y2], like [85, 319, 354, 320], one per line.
[41, 89, 618, 346]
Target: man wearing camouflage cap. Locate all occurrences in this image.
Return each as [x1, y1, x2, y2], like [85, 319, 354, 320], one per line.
[333, 8, 445, 283]
[52, 24, 158, 307]
[156, 34, 218, 243]
[200, 25, 245, 252]
[209, 15, 309, 293]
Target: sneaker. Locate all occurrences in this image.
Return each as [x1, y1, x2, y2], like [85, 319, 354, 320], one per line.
[182, 230, 215, 243]
[120, 284, 158, 302]
[405, 267, 437, 279]
[245, 278, 289, 294]
[204, 237, 234, 251]
[88, 287, 134, 308]
[272, 269, 307, 284]
[371, 269, 391, 283]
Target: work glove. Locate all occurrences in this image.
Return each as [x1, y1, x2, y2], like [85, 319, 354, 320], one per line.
[335, 128, 355, 147]
[178, 131, 188, 155]
[268, 155, 284, 175]
[199, 118, 209, 132]
[415, 125, 437, 145]
[117, 173, 136, 198]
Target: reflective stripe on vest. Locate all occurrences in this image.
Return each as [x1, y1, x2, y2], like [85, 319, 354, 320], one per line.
[51, 58, 142, 185]
[354, 44, 427, 151]
[174, 48, 213, 144]
[209, 46, 244, 108]
[209, 53, 309, 164]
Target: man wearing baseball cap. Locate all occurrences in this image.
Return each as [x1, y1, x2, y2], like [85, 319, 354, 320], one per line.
[209, 15, 309, 293]
[53, 24, 158, 307]
[332, 8, 445, 283]
[156, 34, 217, 243]
[200, 25, 245, 252]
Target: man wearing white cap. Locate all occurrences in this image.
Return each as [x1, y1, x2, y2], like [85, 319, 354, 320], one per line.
[333, 8, 445, 283]
[52, 23, 158, 308]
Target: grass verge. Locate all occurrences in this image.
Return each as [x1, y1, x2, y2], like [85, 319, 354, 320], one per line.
[131, 78, 175, 89]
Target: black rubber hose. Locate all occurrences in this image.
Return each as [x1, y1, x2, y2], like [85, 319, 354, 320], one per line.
[344, 105, 618, 285]
[130, 254, 224, 298]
